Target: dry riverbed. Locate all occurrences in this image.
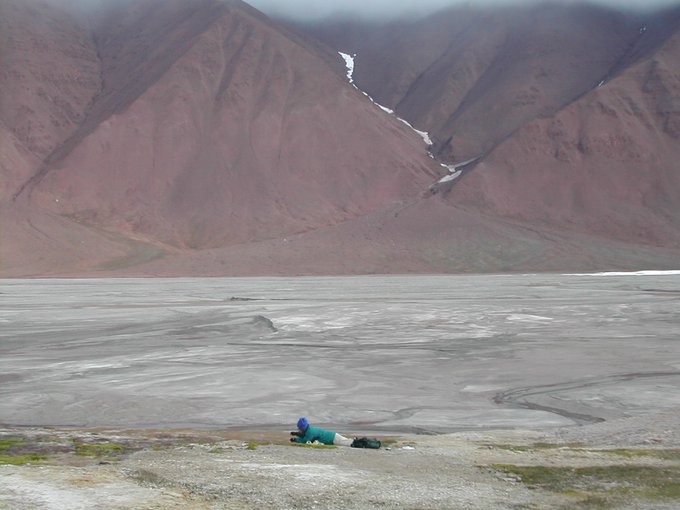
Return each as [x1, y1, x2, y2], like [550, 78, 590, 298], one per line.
[1, 409, 679, 510]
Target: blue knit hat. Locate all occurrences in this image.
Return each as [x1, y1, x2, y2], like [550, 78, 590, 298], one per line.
[297, 417, 309, 432]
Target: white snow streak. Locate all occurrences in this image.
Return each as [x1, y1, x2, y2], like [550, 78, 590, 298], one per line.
[397, 118, 433, 146]
[338, 51, 476, 186]
[437, 170, 462, 184]
[377, 104, 394, 114]
[564, 270, 680, 277]
[436, 156, 481, 183]
[338, 52, 356, 84]
[338, 51, 433, 147]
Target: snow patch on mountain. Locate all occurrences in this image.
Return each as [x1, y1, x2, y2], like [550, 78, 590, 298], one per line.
[339, 51, 478, 186]
[435, 156, 482, 184]
[398, 119, 433, 146]
[564, 270, 680, 276]
[339, 52, 356, 84]
[437, 170, 463, 184]
[339, 51, 433, 147]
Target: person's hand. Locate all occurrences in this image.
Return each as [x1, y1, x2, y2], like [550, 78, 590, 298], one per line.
[290, 437, 297, 443]
[290, 430, 303, 437]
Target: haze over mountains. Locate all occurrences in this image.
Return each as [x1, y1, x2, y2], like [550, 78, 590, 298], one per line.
[250, 0, 680, 22]
[1, 0, 679, 276]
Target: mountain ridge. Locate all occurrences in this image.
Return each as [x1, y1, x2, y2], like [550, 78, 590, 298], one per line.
[299, 3, 680, 247]
[1, 0, 679, 276]
[303, 3, 680, 162]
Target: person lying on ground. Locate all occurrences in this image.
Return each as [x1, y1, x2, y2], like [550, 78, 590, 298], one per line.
[290, 417, 380, 448]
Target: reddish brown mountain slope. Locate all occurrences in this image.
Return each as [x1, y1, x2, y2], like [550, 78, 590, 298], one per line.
[449, 26, 680, 247]
[2, 1, 679, 276]
[0, 0, 100, 200]
[301, 4, 680, 249]
[27, 0, 439, 247]
[1, 0, 442, 275]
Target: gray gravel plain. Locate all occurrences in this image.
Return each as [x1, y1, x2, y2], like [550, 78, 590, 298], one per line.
[1, 273, 679, 432]
[2, 272, 680, 509]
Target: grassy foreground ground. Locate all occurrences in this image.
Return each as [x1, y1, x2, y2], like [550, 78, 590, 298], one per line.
[1, 421, 679, 509]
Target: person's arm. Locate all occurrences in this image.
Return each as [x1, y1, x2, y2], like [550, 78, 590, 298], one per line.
[293, 430, 312, 443]
[292, 425, 318, 443]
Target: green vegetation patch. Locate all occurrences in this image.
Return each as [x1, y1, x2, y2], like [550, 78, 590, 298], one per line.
[239, 440, 276, 450]
[0, 439, 26, 452]
[0, 438, 48, 465]
[492, 464, 680, 506]
[74, 442, 126, 457]
[602, 448, 680, 461]
[484, 443, 680, 462]
[240, 440, 338, 450]
[0, 454, 47, 466]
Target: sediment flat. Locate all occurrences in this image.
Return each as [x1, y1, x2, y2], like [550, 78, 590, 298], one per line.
[1, 274, 679, 508]
[2, 273, 679, 431]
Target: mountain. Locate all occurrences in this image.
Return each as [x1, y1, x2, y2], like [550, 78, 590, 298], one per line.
[1, 0, 679, 276]
[0, 0, 440, 275]
[301, 3, 680, 248]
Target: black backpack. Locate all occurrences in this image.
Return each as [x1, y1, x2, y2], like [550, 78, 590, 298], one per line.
[351, 437, 381, 449]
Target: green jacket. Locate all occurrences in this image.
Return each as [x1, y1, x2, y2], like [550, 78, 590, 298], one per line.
[294, 424, 336, 445]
